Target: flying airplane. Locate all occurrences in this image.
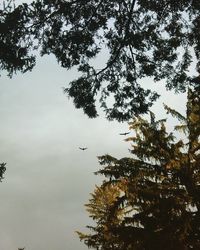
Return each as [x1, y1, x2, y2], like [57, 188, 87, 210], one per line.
[119, 132, 130, 136]
[79, 147, 88, 150]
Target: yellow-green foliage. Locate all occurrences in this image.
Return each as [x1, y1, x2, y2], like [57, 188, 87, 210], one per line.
[78, 87, 200, 250]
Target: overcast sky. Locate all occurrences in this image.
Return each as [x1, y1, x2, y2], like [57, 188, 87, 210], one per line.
[0, 50, 187, 250]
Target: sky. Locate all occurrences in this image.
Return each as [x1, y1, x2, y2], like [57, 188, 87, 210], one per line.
[0, 53, 187, 250]
[0, 2, 189, 247]
[0, 54, 135, 250]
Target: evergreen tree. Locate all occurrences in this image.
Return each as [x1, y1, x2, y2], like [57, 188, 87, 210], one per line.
[1, 0, 200, 120]
[77, 86, 200, 250]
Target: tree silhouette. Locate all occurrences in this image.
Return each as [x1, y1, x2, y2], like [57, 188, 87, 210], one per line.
[77, 86, 200, 249]
[1, 0, 200, 120]
[0, 162, 6, 182]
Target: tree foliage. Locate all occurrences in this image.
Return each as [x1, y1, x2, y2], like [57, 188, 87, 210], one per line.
[1, 0, 200, 120]
[77, 86, 200, 250]
[0, 162, 6, 182]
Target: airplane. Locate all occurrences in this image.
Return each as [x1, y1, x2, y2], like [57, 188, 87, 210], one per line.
[79, 147, 88, 150]
[119, 132, 130, 136]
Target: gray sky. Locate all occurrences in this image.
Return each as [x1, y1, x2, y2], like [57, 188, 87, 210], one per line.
[0, 52, 187, 250]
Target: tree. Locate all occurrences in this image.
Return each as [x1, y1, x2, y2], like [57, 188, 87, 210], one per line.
[0, 162, 6, 182]
[0, 1, 36, 75]
[77, 86, 200, 250]
[1, 0, 200, 121]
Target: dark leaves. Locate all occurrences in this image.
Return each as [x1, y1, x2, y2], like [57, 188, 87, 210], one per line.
[65, 77, 98, 118]
[0, 162, 6, 182]
[0, 0, 199, 120]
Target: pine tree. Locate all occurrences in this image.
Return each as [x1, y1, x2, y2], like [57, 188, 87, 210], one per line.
[77, 86, 200, 250]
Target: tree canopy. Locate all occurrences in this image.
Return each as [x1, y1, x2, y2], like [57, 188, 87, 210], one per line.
[1, 0, 200, 121]
[77, 86, 200, 249]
